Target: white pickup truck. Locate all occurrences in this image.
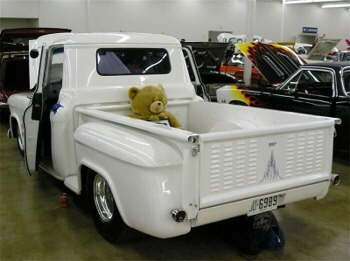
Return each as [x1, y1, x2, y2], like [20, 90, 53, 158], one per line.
[8, 33, 339, 242]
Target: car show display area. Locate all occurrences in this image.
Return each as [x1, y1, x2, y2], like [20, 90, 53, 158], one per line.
[0, 0, 349, 260]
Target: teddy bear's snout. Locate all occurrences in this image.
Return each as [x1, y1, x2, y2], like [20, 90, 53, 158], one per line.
[150, 100, 164, 114]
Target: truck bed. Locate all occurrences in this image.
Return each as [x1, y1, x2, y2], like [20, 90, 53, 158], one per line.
[76, 100, 336, 216]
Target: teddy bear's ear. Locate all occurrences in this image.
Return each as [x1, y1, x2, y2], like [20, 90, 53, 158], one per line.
[128, 87, 139, 100]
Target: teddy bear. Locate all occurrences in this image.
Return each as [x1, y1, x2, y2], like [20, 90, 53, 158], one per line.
[128, 85, 182, 128]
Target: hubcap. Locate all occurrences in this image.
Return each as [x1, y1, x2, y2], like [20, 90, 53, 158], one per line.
[17, 134, 24, 151]
[93, 175, 115, 222]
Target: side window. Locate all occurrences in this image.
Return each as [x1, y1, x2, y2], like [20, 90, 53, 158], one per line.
[283, 72, 301, 90]
[44, 47, 64, 101]
[46, 48, 64, 85]
[296, 70, 333, 97]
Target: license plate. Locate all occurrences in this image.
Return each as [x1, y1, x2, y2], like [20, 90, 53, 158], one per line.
[248, 193, 285, 216]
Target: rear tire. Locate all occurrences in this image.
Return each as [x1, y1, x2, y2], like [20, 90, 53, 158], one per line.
[230, 212, 276, 257]
[87, 171, 126, 243]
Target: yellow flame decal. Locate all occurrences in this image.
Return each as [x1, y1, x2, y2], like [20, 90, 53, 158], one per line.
[237, 42, 254, 56]
[237, 42, 298, 58]
[230, 85, 251, 105]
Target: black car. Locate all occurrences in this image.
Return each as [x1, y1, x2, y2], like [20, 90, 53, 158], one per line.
[217, 43, 350, 160]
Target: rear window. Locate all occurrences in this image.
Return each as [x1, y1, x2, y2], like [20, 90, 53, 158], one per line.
[96, 48, 171, 75]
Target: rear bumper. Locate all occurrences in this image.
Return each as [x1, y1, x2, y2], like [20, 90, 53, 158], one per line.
[193, 180, 330, 227]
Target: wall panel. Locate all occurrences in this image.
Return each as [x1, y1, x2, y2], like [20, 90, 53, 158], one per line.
[0, 0, 348, 42]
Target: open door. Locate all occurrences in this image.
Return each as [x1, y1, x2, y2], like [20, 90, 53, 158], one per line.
[23, 45, 47, 173]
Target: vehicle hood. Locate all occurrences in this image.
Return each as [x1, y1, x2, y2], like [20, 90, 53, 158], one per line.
[307, 38, 340, 61]
[0, 28, 71, 52]
[182, 42, 229, 73]
[237, 42, 304, 85]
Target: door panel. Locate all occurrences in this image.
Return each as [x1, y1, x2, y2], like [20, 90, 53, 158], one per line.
[24, 106, 39, 172]
[334, 98, 350, 158]
[291, 94, 332, 116]
[24, 46, 47, 172]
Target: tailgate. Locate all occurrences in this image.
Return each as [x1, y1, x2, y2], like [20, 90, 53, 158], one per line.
[198, 124, 334, 209]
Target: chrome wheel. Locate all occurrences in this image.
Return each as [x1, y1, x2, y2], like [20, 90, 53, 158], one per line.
[93, 175, 115, 223]
[17, 134, 24, 152]
[16, 130, 24, 156]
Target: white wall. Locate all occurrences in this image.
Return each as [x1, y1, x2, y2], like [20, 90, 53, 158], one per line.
[283, 2, 350, 41]
[0, 0, 39, 18]
[0, 0, 349, 42]
[38, 0, 88, 33]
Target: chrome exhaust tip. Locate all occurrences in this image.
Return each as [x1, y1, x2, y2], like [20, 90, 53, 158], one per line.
[331, 174, 340, 186]
[171, 209, 187, 223]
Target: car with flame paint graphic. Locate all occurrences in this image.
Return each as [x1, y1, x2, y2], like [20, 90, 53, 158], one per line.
[217, 42, 350, 160]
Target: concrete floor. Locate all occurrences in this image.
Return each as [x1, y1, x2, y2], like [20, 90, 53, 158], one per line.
[0, 121, 349, 261]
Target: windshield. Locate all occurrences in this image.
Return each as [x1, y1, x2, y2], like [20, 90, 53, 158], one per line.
[96, 48, 171, 75]
[343, 70, 350, 94]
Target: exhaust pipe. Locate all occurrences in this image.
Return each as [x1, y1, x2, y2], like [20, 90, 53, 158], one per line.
[171, 209, 187, 223]
[331, 174, 340, 186]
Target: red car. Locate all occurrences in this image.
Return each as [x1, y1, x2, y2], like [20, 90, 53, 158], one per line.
[0, 28, 71, 118]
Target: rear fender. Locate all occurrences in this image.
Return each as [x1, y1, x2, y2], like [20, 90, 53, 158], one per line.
[73, 123, 192, 238]
[77, 161, 130, 226]
[74, 122, 183, 168]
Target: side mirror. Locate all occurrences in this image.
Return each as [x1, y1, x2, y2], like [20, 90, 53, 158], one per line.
[31, 93, 42, 120]
[30, 49, 39, 59]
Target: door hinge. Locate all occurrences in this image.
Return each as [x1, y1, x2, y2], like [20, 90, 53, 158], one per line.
[192, 143, 200, 156]
[188, 134, 200, 157]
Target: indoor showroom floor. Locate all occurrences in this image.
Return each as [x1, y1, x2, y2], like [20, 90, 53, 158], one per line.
[0, 121, 349, 261]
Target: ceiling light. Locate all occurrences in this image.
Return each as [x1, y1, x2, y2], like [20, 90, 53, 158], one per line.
[284, 0, 344, 4]
[284, 0, 312, 4]
[321, 3, 350, 8]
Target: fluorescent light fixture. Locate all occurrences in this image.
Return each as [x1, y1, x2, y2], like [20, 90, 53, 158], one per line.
[322, 3, 350, 8]
[285, 0, 311, 4]
[285, 0, 344, 4]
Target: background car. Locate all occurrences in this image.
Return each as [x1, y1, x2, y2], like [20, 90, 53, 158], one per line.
[217, 42, 349, 160]
[0, 28, 71, 120]
[181, 41, 237, 101]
